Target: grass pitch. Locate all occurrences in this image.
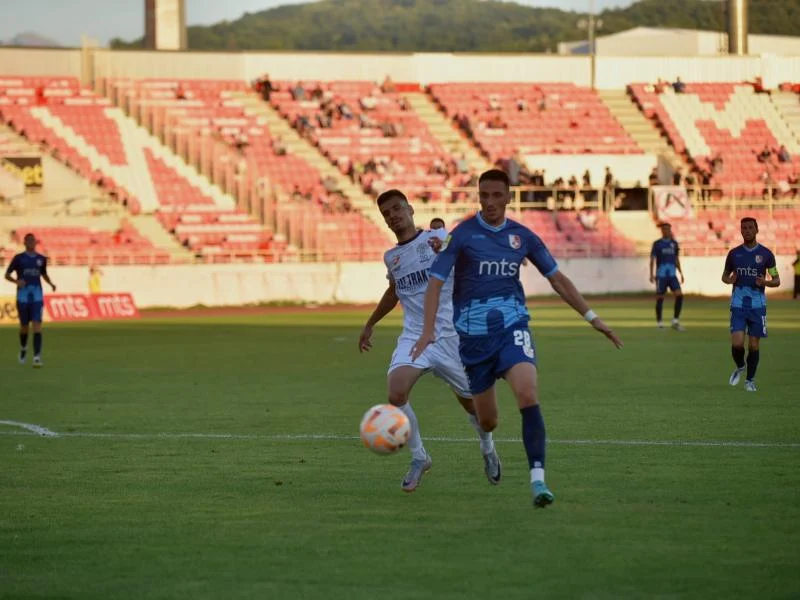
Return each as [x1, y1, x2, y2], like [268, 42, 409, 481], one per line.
[1, 299, 799, 599]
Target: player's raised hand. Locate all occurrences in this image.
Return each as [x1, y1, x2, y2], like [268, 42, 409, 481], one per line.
[410, 332, 434, 361]
[428, 237, 443, 254]
[591, 318, 623, 349]
[358, 325, 374, 353]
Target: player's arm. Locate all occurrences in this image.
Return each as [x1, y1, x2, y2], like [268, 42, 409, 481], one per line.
[756, 257, 781, 288]
[40, 260, 56, 292]
[4, 257, 24, 288]
[410, 230, 459, 360]
[721, 252, 736, 285]
[410, 277, 444, 361]
[548, 271, 623, 349]
[649, 244, 656, 283]
[675, 242, 684, 283]
[359, 279, 399, 353]
[527, 232, 622, 349]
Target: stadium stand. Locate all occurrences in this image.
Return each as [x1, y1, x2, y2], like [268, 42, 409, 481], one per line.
[629, 82, 799, 195]
[268, 80, 470, 202]
[0, 76, 289, 262]
[428, 82, 642, 163]
[1, 220, 170, 266]
[107, 78, 388, 260]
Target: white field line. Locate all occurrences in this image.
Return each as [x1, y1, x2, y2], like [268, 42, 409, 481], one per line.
[0, 421, 798, 448]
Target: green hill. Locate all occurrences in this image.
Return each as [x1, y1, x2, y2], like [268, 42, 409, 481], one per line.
[110, 0, 800, 52]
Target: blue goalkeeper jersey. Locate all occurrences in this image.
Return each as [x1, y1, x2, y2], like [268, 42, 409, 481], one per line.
[651, 237, 679, 278]
[429, 212, 559, 338]
[724, 243, 776, 310]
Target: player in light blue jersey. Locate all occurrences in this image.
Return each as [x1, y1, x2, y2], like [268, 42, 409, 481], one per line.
[722, 217, 780, 392]
[4, 233, 57, 367]
[649, 222, 685, 331]
[411, 170, 623, 508]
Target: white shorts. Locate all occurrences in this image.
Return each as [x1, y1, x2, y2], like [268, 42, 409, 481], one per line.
[388, 335, 472, 398]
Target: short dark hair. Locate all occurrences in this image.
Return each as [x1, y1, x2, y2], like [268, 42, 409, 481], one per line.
[478, 169, 510, 188]
[740, 217, 758, 230]
[659, 222, 671, 228]
[430, 217, 445, 227]
[377, 189, 408, 207]
[23, 232, 35, 241]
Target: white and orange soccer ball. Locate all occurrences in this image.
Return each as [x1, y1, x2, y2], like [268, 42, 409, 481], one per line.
[359, 404, 411, 455]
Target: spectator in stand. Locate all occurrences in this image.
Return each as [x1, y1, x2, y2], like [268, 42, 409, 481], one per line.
[516, 97, 528, 111]
[673, 169, 683, 185]
[255, 74, 274, 101]
[778, 145, 791, 163]
[582, 169, 592, 188]
[488, 94, 501, 111]
[88, 266, 103, 294]
[537, 95, 547, 112]
[487, 114, 507, 130]
[760, 169, 775, 199]
[360, 91, 379, 111]
[310, 84, 324, 101]
[292, 83, 305, 101]
[788, 171, 799, 198]
[272, 136, 287, 156]
[429, 217, 446, 231]
[672, 77, 686, 94]
[381, 76, 397, 94]
[234, 132, 249, 153]
[604, 166, 615, 190]
[711, 153, 724, 173]
[578, 209, 597, 231]
[654, 78, 668, 94]
[322, 175, 342, 195]
[291, 184, 305, 202]
[455, 153, 469, 174]
[758, 144, 773, 163]
[338, 101, 354, 120]
[648, 167, 659, 186]
[175, 84, 187, 100]
[506, 152, 522, 186]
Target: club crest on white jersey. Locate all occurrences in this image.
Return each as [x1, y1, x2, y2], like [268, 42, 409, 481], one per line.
[384, 229, 456, 339]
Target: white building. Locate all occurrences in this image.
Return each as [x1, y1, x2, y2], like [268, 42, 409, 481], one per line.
[559, 27, 800, 56]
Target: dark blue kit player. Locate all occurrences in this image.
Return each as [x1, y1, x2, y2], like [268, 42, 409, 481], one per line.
[411, 169, 623, 508]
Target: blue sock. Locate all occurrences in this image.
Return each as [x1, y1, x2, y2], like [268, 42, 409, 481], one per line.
[746, 350, 760, 381]
[655, 298, 664, 322]
[33, 333, 42, 356]
[520, 405, 546, 479]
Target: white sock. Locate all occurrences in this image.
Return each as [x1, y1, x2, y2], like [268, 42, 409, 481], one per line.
[398, 403, 427, 461]
[468, 413, 494, 454]
[530, 466, 545, 484]
[672, 317, 679, 324]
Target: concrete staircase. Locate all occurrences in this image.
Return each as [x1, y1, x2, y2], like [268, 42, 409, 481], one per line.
[129, 214, 193, 259]
[234, 92, 392, 233]
[598, 89, 688, 174]
[770, 91, 800, 144]
[404, 92, 489, 172]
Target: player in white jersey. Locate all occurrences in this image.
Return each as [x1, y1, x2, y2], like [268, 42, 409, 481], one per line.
[359, 189, 501, 492]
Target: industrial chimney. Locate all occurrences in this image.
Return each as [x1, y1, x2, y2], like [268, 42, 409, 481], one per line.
[727, 0, 748, 55]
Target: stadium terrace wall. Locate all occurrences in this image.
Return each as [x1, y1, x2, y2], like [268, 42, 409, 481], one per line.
[5, 48, 799, 89]
[40, 258, 795, 309]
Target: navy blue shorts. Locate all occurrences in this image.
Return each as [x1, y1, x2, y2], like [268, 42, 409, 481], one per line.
[459, 322, 537, 395]
[730, 308, 767, 338]
[17, 301, 43, 326]
[656, 276, 681, 295]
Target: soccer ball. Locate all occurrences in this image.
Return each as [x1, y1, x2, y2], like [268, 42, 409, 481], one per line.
[359, 404, 411, 455]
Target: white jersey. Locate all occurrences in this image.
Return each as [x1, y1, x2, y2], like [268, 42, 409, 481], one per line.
[384, 229, 457, 340]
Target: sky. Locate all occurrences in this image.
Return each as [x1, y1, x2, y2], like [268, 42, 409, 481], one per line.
[0, 0, 636, 47]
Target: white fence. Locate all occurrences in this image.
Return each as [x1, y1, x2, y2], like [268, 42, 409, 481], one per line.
[2, 48, 800, 89]
[38, 257, 795, 309]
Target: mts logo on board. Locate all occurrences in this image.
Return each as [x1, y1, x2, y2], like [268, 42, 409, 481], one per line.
[45, 295, 92, 321]
[93, 293, 139, 319]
